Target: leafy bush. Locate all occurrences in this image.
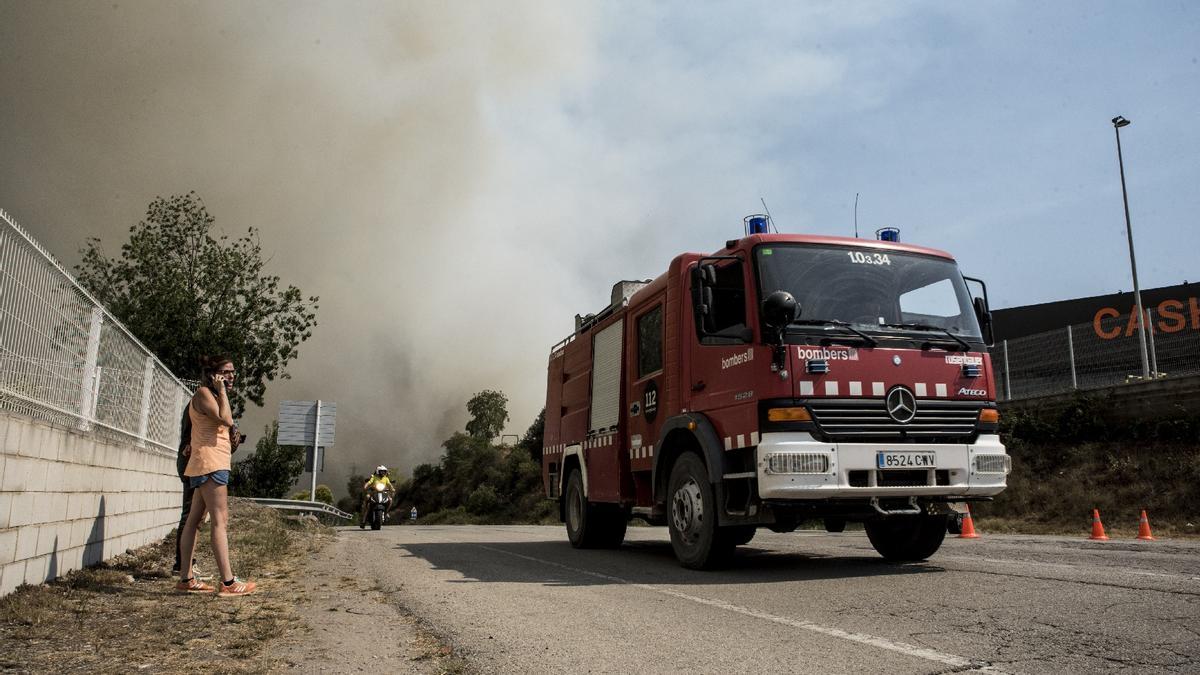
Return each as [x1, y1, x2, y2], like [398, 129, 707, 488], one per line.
[466, 485, 501, 515]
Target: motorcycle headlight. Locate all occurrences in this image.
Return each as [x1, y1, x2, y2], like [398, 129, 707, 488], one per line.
[374, 483, 386, 492]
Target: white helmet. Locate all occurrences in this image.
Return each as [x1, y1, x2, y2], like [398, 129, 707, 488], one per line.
[376, 465, 388, 474]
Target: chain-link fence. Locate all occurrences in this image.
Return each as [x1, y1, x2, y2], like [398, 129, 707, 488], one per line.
[992, 308, 1200, 401]
[0, 208, 191, 453]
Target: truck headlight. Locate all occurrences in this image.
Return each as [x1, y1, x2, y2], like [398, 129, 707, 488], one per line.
[973, 455, 1010, 475]
[764, 452, 830, 474]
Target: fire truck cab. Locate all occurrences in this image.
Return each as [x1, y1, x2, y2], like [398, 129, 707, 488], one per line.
[542, 220, 1009, 568]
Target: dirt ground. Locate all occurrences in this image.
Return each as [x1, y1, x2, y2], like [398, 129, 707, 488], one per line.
[0, 502, 466, 674]
[265, 529, 468, 674]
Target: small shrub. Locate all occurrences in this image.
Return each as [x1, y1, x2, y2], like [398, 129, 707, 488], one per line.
[466, 485, 502, 515]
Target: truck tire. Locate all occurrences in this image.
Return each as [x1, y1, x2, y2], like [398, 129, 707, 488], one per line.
[667, 453, 734, 569]
[864, 514, 948, 562]
[564, 469, 626, 549]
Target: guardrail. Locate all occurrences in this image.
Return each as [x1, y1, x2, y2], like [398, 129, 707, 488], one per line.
[245, 497, 354, 520]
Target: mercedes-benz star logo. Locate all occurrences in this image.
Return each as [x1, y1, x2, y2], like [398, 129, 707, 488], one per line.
[886, 386, 917, 424]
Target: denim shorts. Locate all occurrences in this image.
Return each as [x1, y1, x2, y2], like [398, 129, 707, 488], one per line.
[189, 470, 230, 488]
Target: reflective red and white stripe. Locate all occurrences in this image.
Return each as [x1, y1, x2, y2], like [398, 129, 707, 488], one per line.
[629, 444, 656, 459]
[723, 431, 761, 451]
[798, 380, 950, 398]
[584, 434, 616, 450]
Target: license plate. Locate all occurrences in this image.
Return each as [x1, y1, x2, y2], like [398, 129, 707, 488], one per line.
[877, 452, 936, 469]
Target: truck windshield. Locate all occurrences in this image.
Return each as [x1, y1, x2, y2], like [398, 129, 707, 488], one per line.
[755, 244, 982, 341]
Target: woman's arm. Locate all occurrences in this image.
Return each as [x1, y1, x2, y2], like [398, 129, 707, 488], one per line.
[193, 381, 235, 427]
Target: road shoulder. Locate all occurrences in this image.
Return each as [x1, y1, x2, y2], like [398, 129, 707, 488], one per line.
[266, 528, 467, 674]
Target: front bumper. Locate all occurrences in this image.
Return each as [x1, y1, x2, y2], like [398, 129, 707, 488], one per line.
[755, 432, 1008, 500]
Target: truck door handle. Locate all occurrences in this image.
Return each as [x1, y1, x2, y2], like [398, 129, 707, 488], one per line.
[691, 381, 706, 392]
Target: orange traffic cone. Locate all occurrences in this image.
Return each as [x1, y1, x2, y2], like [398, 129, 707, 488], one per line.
[1136, 510, 1156, 541]
[958, 505, 980, 539]
[1089, 509, 1109, 541]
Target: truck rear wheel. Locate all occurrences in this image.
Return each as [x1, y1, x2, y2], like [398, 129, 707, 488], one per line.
[564, 469, 626, 549]
[864, 514, 948, 562]
[667, 453, 734, 569]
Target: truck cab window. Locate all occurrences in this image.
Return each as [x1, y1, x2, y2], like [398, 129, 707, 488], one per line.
[637, 304, 663, 378]
[698, 261, 748, 344]
[899, 278, 959, 320]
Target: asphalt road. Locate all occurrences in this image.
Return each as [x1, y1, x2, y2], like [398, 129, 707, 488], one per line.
[339, 524, 1200, 674]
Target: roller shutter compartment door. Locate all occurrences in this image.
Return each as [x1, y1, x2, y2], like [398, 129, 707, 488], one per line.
[589, 319, 623, 433]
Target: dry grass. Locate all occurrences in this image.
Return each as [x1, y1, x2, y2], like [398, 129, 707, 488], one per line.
[0, 499, 331, 674]
[973, 398, 1200, 539]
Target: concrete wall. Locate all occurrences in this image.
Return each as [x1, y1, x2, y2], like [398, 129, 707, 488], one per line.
[0, 412, 180, 596]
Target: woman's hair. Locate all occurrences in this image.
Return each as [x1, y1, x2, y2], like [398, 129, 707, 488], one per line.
[199, 354, 233, 379]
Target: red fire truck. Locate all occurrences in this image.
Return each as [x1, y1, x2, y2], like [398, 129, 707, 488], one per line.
[542, 218, 1009, 568]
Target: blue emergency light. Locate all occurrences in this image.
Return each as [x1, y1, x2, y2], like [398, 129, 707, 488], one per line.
[744, 214, 771, 235]
[876, 227, 900, 242]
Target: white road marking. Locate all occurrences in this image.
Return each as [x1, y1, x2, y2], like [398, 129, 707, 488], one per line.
[477, 544, 1004, 672]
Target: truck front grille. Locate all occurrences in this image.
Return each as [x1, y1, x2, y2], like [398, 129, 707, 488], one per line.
[808, 398, 983, 443]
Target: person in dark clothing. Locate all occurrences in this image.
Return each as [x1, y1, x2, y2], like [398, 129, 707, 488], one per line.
[172, 399, 243, 575]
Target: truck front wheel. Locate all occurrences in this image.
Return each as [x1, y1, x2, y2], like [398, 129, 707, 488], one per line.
[667, 453, 734, 569]
[864, 514, 948, 562]
[564, 469, 626, 549]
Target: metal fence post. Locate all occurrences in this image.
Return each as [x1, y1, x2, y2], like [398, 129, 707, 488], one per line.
[1067, 325, 1077, 389]
[136, 356, 155, 446]
[1002, 339, 1011, 401]
[77, 307, 103, 431]
[1146, 308, 1159, 378]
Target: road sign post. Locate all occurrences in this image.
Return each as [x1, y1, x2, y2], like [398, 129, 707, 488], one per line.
[278, 400, 336, 503]
[310, 400, 321, 502]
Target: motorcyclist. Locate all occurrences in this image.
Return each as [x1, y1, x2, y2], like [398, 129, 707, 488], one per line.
[359, 465, 395, 528]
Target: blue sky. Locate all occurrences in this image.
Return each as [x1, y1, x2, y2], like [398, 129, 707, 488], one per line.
[1, 1, 1196, 475]
[557, 2, 1199, 307]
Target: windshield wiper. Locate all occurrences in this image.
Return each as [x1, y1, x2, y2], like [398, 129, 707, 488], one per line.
[881, 322, 971, 352]
[790, 319, 877, 347]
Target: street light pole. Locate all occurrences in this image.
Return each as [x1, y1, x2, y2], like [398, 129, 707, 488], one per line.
[1112, 115, 1151, 379]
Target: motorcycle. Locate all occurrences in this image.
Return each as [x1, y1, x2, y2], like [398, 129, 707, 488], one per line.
[366, 483, 392, 530]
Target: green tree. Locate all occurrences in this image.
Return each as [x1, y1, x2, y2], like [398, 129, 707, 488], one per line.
[337, 472, 369, 514]
[75, 192, 319, 415]
[465, 389, 509, 440]
[518, 407, 545, 462]
[466, 484, 501, 515]
[229, 422, 306, 498]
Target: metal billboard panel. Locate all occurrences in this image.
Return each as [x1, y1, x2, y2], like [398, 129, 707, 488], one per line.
[277, 400, 336, 446]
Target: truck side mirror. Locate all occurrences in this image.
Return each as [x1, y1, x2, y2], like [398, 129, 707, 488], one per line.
[762, 290, 798, 341]
[700, 287, 716, 333]
[973, 296, 994, 347]
[691, 264, 719, 335]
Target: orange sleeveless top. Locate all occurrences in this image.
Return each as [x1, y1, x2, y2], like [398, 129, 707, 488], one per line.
[184, 399, 232, 477]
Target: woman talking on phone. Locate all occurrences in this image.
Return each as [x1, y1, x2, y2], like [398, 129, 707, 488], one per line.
[176, 355, 257, 597]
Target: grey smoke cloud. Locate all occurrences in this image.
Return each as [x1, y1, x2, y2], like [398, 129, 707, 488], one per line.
[9, 1, 1196, 497]
[0, 1, 610, 491]
[0, 1, 938, 495]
